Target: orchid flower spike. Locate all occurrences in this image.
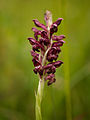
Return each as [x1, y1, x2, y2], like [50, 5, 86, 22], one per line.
[28, 10, 65, 86]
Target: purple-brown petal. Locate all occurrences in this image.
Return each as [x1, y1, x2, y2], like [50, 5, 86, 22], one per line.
[46, 66, 56, 74]
[31, 50, 39, 59]
[52, 35, 65, 41]
[36, 42, 45, 51]
[45, 73, 55, 80]
[32, 27, 41, 40]
[47, 47, 57, 54]
[32, 58, 41, 67]
[51, 66, 56, 73]
[47, 47, 61, 55]
[33, 65, 43, 76]
[41, 31, 48, 39]
[32, 45, 40, 52]
[53, 61, 63, 68]
[39, 38, 50, 46]
[33, 66, 41, 74]
[56, 47, 61, 53]
[52, 40, 65, 47]
[46, 47, 61, 61]
[44, 64, 56, 74]
[30, 39, 45, 52]
[43, 63, 53, 69]
[33, 19, 47, 31]
[28, 37, 36, 45]
[48, 78, 56, 86]
[47, 54, 58, 62]
[50, 24, 58, 35]
[53, 18, 63, 26]
[50, 18, 63, 36]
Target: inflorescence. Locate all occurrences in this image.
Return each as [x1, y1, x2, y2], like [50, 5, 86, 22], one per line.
[28, 10, 65, 86]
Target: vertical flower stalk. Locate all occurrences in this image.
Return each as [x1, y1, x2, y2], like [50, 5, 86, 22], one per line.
[28, 10, 65, 120]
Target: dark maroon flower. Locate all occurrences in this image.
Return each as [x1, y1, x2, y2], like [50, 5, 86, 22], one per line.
[32, 45, 40, 52]
[33, 19, 47, 31]
[44, 61, 63, 70]
[33, 65, 43, 76]
[32, 27, 41, 40]
[52, 40, 65, 47]
[47, 54, 58, 62]
[47, 47, 61, 61]
[39, 38, 50, 46]
[28, 37, 37, 45]
[31, 50, 39, 59]
[45, 73, 55, 80]
[35, 42, 45, 52]
[28, 38, 45, 52]
[32, 58, 41, 67]
[52, 35, 65, 41]
[53, 18, 63, 26]
[45, 73, 56, 86]
[46, 65, 56, 74]
[50, 24, 58, 35]
[33, 66, 41, 74]
[50, 18, 63, 36]
[48, 77, 56, 86]
[41, 31, 48, 39]
[43, 61, 63, 75]
[53, 61, 63, 68]
[28, 10, 65, 85]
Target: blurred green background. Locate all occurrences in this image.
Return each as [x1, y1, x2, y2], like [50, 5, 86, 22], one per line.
[0, 0, 90, 120]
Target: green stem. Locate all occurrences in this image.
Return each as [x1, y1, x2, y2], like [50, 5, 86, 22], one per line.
[36, 78, 44, 120]
[35, 10, 52, 120]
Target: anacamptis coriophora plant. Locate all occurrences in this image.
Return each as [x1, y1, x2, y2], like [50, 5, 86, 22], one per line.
[28, 10, 65, 120]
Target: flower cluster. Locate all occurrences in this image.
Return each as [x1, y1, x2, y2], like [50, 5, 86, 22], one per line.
[28, 11, 65, 86]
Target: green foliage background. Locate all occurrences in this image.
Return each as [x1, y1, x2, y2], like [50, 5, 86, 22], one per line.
[0, 0, 90, 120]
